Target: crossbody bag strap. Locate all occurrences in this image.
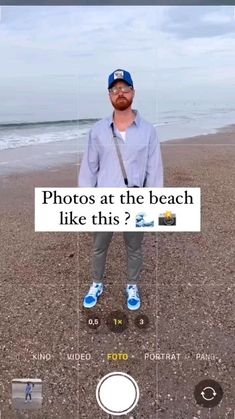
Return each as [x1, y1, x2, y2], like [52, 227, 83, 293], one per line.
[111, 123, 128, 186]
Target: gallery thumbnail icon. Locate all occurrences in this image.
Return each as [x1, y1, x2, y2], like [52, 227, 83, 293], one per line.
[158, 211, 176, 226]
[12, 378, 42, 410]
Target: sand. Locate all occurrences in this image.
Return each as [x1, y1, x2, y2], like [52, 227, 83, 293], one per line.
[0, 127, 234, 419]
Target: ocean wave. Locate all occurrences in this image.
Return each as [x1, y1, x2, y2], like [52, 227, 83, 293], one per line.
[0, 118, 100, 129]
[1, 109, 235, 151]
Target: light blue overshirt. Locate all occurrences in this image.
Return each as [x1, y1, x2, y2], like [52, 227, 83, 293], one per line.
[25, 384, 32, 394]
[79, 110, 163, 187]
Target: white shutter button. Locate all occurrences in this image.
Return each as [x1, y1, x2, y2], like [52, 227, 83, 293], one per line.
[96, 372, 139, 416]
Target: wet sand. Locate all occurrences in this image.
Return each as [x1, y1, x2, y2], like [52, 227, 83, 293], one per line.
[0, 127, 234, 418]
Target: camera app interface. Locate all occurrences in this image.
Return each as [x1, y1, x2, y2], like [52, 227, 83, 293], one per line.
[0, 3, 234, 419]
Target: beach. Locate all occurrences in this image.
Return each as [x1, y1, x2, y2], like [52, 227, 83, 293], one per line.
[0, 127, 234, 418]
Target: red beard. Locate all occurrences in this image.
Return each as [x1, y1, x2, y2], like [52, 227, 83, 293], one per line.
[111, 96, 133, 111]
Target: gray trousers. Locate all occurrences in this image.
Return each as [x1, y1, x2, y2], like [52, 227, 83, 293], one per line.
[92, 232, 144, 283]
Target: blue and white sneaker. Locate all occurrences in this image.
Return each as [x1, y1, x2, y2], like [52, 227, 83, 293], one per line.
[83, 282, 103, 309]
[126, 284, 141, 310]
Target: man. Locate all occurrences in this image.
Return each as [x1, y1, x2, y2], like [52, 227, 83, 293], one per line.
[79, 69, 163, 310]
[25, 382, 33, 403]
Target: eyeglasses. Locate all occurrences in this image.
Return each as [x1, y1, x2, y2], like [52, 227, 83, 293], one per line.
[109, 86, 133, 95]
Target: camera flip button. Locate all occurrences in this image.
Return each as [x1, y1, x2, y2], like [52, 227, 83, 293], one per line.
[194, 379, 223, 408]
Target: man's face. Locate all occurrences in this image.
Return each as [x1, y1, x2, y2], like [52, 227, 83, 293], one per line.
[109, 81, 135, 111]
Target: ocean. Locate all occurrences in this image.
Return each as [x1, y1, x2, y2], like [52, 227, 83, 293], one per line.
[1, 106, 235, 152]
[0, 106, 235, 175]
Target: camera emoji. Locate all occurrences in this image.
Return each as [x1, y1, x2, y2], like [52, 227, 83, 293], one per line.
[158, 211, 176, 226]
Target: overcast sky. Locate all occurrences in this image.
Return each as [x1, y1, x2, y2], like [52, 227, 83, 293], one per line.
[0, 6, 235, 122]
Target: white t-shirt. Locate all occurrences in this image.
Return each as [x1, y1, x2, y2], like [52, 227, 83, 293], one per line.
[119, 130, 126, 141]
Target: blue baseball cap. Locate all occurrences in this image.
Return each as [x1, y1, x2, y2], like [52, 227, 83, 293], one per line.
[108, 69, 133, 89]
